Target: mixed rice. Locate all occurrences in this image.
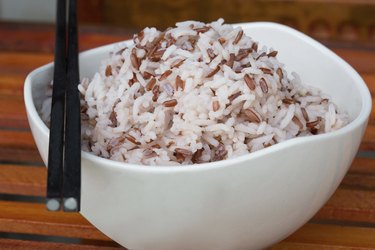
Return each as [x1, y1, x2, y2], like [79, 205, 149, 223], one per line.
[41, 19, 349, 165]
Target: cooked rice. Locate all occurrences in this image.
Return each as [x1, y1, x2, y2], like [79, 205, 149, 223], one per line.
[41, 19, 349, 166]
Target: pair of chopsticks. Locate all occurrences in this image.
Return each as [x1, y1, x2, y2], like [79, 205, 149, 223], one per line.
[47, 0, 81, 212]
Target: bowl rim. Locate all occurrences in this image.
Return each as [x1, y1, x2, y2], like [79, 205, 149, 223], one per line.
[24, 21, 372, 173]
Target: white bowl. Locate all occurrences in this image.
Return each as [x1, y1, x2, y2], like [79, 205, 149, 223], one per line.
[24, 22, 371, 250]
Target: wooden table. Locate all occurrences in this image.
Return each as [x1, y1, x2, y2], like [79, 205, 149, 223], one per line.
[0, 21, 374, 249]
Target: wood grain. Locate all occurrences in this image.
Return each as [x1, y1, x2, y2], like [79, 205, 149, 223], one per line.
[0, 164, 45, 196]
[279, 223, 375, 248]
[314, 188, 375, 223]
[0, 130, 42, 164]
[0, 95, 28, 129]
[350, 157, 375, 174]
[0, 201, 110, 241]
[0, 238, 121, 250]
[0, 23, 131, 53]
[271, 242, 375, 250]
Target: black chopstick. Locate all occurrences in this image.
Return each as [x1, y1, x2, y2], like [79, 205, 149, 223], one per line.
[63, 0, 81, 212]
[47, 0, 81, 212]
[46, 0, 66, 212]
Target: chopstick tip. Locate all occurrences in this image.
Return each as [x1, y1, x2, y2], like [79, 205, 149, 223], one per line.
[63, 197, 79, 212]
[46, 198, 61, 211]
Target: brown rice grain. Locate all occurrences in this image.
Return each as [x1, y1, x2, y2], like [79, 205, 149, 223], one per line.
[143, 71, 154, 80]
[171, 59, 185, 68]
[306, 118, 321, 128]
[212, 100, 220, 111]
[256, 52, 267, 60]
[243, 108, 261, 123]
[292, 116, 303, 130]
[267, 51, 278, 57]
[244, 74, 256, 90]
[226, 53, 235, 68]
[194, 26, 210, 33]
[175, 75, 185, 91]
[105, 65, 112, 77]
[125, 135, 141, 145]
[130, 48, 140, 70]
[192, 148, 204, 163]
[228, 91, 241, 103]
[259, 78, 268, 93]
[207, 48, 216, 59]
[152, 85, 159, 102]
[218, 37, 226, 45]
[282, 98, 295, 104]
[146, 78, 157, 91]
[159, 70, 172, 81]
[301, 107, 309, 121]
[206, 65, 220, 78]
[233, 30, 244, 45]
[163, 99, 178, 107]
[175, 148, 192, 156]
[235, 48, 252, 61]
[276, 68, 283, 81]
[260, 67, 273, 75]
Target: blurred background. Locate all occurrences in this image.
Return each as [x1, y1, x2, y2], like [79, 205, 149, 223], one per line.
[0, 0, 374, 248]
[0, 0, 375, 47]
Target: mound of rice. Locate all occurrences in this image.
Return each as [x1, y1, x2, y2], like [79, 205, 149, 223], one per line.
[43, 19, 349, 165]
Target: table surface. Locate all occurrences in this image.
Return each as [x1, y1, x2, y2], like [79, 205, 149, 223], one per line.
[0, 21, 374, 250]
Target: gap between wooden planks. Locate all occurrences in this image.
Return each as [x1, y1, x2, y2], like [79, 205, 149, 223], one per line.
[0, 238, 121, 250]
[0, 130, 42, 164]
[273, 223, 375, 249]
[271, 227, 375, 249]
[0, 200, 110, 241]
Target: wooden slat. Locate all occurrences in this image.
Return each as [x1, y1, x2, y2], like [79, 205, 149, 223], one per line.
[0, 95, 28, 129]
[349, 157, 375, 175]
[0, 164, 45, 196]
[0, 23, 131, 53]
[360, 125, 375, 151]
[362, 74, 375, 126]
[0, 130, 42, 164]
[0, 52, 53, 75]
[0, 200, 110, 241]
[271, 242, 375, 250]
[333, 48, 375, 74]
[274, 223, 375, 248]
[0, 75, 25, 96]
[340, 173, 375, 190]
[314, 188, 375, 224]
[0, 238, 121, 250]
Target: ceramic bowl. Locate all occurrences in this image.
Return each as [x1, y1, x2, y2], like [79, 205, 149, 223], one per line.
[24, 22, 371, 250]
